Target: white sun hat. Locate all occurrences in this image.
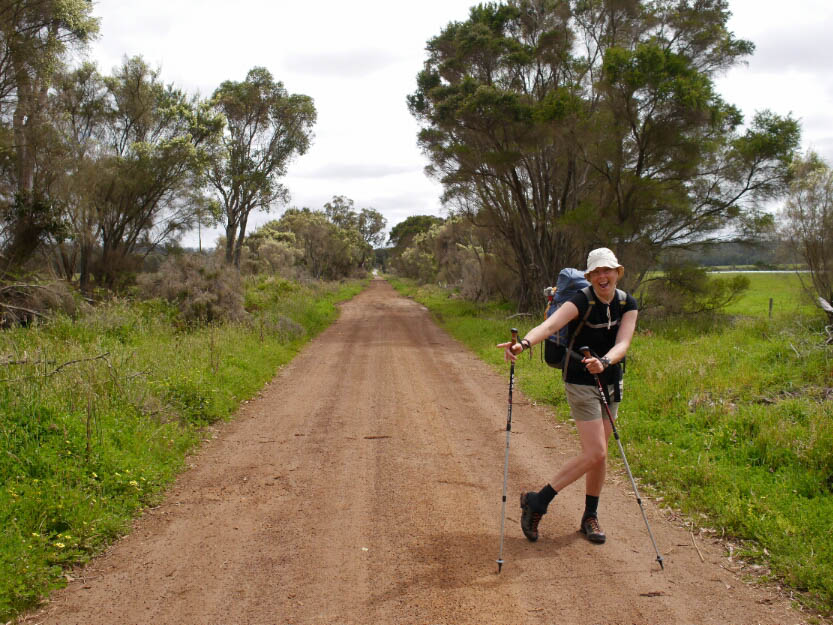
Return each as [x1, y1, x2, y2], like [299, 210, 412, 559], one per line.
[585, 247, 624, 278]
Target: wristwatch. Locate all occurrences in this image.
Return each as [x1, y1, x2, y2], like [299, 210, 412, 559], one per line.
[599, 356, 611, 369]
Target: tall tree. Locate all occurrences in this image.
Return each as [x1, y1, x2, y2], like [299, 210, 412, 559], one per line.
[47, 61, 107, 289]
[90, 57, 223, 287]
[409, 0, 799, 309]
[0, 0, 98, 272]
[388, 214, 444, 253]
[358, 207, 386, 250]
[323, 195, 358, 230]
[322, 195, 386, 268]
[275, 207, 363, 279]
[207, 67, 316, 267]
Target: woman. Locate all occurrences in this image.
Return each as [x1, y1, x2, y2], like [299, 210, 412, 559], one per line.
[498, 248, 638, 544]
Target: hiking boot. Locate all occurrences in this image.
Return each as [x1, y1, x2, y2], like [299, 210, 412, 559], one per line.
[520, 492, 544, 542]
[580, 515, 606, 544]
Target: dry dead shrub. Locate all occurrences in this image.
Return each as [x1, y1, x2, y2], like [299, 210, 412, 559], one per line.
[0, 278, 79, 327]
[256, 311, 305, 342]
[137, 254, 249, 324]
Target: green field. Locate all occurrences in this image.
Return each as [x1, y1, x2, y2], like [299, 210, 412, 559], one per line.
[713, 272, 818, 317]
[0, 276, 365, 622]
[390, 272, 833, 618]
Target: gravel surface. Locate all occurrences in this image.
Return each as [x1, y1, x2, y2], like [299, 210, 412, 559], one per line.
[22, 278, 808, 625]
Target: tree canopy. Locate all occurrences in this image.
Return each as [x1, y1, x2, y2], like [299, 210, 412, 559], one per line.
[207, 67, 316, 268]
[409, 0, 800, 308]
[0, 0, 99, 273]
[388, 214, 445, 251]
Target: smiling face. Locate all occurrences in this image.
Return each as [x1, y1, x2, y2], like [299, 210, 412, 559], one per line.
[586, 266, 620, 302]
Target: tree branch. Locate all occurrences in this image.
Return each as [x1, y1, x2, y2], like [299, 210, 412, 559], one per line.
[0, 352, 110, 383]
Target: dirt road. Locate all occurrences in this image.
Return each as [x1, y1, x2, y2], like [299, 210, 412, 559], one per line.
[24, 279, 807, 625]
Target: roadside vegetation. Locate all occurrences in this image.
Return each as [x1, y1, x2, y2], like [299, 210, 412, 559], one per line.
[0, 276, 364, 621]
[3, 0, 833, 621]
[390, 273, 833, 616]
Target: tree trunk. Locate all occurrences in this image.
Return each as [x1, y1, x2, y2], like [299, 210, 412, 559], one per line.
[233, 212, 250, 268]
[79, 249, 90, 294]
[224, 223, 237, 265]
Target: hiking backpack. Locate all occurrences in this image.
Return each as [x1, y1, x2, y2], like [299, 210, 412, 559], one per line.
[544, 268, 589, 369]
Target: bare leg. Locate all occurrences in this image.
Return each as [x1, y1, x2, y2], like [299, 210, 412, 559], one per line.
[585, 415, 614, 496]
[550, 419, 608, 492]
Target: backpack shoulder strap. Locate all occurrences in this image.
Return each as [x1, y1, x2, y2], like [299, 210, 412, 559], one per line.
[562, 287, 595, 380]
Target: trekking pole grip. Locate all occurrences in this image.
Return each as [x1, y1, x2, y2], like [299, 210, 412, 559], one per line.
[510, 327, 518, 346]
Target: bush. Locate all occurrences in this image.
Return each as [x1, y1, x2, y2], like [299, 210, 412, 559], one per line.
[0, 278, 79, 327]
[640, 263, 750, 316]
[240, 238, 304, 278]
[136, 254, 248, 324]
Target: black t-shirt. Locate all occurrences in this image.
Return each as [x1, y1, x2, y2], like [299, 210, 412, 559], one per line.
[564, 288, 638, 387]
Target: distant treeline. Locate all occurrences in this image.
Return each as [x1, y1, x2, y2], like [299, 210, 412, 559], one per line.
[667, 240, 798, 269]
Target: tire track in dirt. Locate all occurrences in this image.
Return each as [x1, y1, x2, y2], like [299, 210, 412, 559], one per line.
[23, 278, 808, 625]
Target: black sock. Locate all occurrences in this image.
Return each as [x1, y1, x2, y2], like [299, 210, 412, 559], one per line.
[535, 484, 557, 511]
[583, 494, 599, 519]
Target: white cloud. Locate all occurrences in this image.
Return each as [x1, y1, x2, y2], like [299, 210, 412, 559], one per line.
[716, 0, 833, 161]
[294, 162, 418, 179]
[284, 49, 401, 77]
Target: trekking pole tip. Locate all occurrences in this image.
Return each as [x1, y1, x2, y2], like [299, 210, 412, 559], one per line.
[497, 559, 503, 573]
[657, 555, 665, 570]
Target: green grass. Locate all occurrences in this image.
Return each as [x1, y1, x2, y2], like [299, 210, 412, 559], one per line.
[389, 273, 833, 615]
[713, 271, 818, 317]
[0, 276, 365, 621]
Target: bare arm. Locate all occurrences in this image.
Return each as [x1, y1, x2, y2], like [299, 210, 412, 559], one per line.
[605, 308, 637, 364]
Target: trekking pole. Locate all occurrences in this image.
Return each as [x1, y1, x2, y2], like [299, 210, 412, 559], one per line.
[497, 327, 519, 574]
[577, 346, 665, 570]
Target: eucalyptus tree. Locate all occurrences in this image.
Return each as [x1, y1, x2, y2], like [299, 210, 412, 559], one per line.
[358, 207, 387, 249]
[324, 195, 358, 230]
[207, 67, 316, 267]
[0, 0, 99, 272]
[388, 214, 444, 255]
[323, 195, 386, 267]
[90, 56, 223, 287]
[46, 62, 107, 288]
[275, 207, 363, 279]
[409, 0, 799, 308]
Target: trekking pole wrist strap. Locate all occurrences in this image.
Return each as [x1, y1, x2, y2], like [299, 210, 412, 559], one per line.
[520, 339, 531, 351]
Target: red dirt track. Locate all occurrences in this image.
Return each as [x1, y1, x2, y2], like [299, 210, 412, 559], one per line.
[23, 278, 808, 625]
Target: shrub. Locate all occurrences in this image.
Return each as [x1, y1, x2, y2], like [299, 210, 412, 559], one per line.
[136, 254, 248, 324]
[240, 238, 304, 278]
[0, 278, 79, 327]
[640, 263, 750, 316]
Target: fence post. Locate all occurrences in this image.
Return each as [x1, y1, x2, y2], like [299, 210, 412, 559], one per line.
[769, 297, 773, 319]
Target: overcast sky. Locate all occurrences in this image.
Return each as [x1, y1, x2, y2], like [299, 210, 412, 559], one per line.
[87, 0, 833, 248]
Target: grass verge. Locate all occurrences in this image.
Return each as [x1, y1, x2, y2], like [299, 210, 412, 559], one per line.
[389, 274, 833, 617]
[0, 276, 365, 622]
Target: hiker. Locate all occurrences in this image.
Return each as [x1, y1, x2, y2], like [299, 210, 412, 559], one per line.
[497, 247, 638, 544]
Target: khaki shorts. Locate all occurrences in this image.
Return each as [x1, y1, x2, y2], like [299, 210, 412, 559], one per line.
[565, 382, 620, 422]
